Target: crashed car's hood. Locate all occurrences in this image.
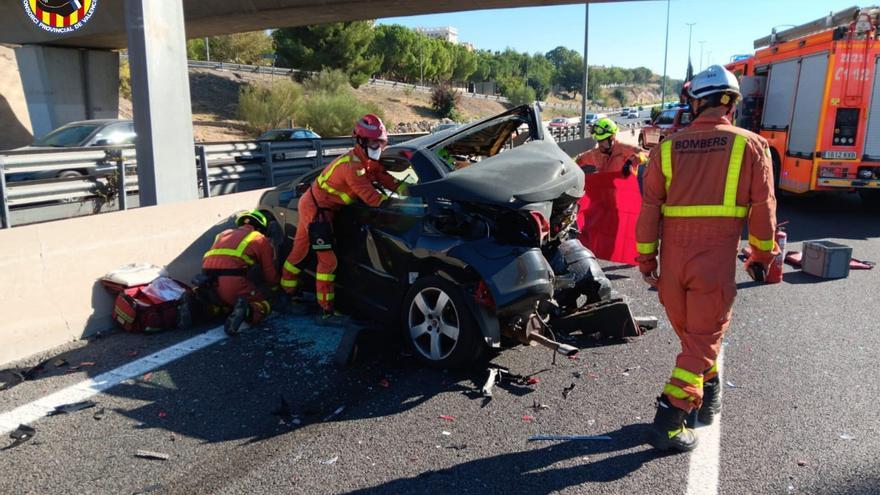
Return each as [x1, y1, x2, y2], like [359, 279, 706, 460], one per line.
[412, 140, 584, 206]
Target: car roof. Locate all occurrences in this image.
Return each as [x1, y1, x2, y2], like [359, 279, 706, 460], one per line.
[62, 119, 132, 127]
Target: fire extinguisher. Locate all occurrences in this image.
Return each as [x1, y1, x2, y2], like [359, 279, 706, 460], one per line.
[765, 222, 788, 284]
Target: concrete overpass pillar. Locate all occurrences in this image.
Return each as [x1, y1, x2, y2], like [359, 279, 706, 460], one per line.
[14, 45, 119, 139]
[124, 0, 197, 206]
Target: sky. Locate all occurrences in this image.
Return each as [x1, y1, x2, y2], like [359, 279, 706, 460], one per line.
[378, 0, 859, 79]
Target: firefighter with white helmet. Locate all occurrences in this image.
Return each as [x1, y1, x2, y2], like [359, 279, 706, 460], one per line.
[636, 64, 778, 451]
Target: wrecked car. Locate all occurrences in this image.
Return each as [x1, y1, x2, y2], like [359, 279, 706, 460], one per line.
[258, 105, 637, 367]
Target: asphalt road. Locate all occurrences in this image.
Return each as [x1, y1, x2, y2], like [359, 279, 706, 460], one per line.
[0, 192, 878, 494]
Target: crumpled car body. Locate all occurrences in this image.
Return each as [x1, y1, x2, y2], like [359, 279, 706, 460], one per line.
[259, 104, 616, 367]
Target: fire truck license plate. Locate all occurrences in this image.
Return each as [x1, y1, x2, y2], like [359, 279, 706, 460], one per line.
[821, 151, 857, 160]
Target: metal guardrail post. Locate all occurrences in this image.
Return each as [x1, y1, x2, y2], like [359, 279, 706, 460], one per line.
[262, 142, 275, 187]
[197, 146, 211, 198]
[0, 156, 10, 229]
[313, 140, 323, 169]
[116, 153, 128, 211]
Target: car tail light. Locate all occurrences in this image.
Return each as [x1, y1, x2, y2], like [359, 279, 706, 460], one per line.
[530, 211, 550, 243]
[474, 280, 495, 309]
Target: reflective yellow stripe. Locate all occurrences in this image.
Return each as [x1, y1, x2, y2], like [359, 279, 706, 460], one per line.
[317, 155, 354, 204]
[317, 292, 335, 301]
[637, 241, 659, 254]
[660, 140, 673, 192]
[749, 234, 775, 251]
[283, 261, 301, 274]
[316, 272, 336, 282]
[667, 425, 688, 439]
[724, 136, 747, 207]
[707, 361, 718, 375]
[114, 308, 134, 323]
[663, 383, 695, 401]
[660, 134, 749, 219]
[256, 300, 271, 314]
[395, 181, 409, 195]
[672, 367, 703, 388]
[662, 204, 748, 217]
[280, 279, 298, 288]
[203, 231, 261, 265]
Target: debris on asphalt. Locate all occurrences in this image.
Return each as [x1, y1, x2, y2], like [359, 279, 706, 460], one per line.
[142, 372, 153, 382]
[135, 450, 170, 461]
[21, 359, 51, 380]
[4, 424, 36, 450]
[132, 483, 162, 494]
[840, 433, 854, 441]
[572, 371, 583, 379]
[320, 455, 339, 465]
[562, 383, 576, 399]
[522, 415, 535, 422]
[378, 378, 390, 388]
[527, 377, 541, 385]
[481, 368, 500, 397]
[323, 405, 345, 421]
[587, 419, 595, 427]
[127, 351, 140, 358]
[79, 361, 96, 367]
[49, 400, 97, 416]
[725, 381, 737, 388]
[438, 415, 456, 422]
[528, 434, 612, 442]
[446, 444, 467, 450]
[53, 359, 68, 368]
[93, 408, 106, 420]
[441, 431, 451, 436]
[0, 369, 25, 392]
[797, 459, 807, 466]
[158, 411, 168, 418]
[531, 400, 549, 411]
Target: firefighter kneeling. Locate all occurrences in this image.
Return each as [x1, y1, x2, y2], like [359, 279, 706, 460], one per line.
[281, 114, 406, 324]
[635, 65, 778, 452]
[200, 210, 280, 336]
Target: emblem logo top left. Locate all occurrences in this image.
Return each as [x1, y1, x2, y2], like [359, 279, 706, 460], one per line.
[23, 0, 98, 34]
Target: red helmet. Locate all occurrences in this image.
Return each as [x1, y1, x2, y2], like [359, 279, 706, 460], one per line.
[353, 114, 388, 142]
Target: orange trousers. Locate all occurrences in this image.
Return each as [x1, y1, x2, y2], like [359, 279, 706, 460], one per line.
[283, 192, 338, 311]
[215, 276, 271, 324]
[657, 221, 738, 412]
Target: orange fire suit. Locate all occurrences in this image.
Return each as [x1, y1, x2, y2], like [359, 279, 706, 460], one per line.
[202, 224, 279, 324]
[635, 106, 777, 413]
[281, 146, 403, 311]
[576, 140, 647, 174]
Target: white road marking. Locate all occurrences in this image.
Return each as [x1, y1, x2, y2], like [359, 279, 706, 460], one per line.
[686, 349, 724, 495]
[0, 327, 226, 435]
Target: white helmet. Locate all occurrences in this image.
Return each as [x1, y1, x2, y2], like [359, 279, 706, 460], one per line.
[687, 64, 741, 100]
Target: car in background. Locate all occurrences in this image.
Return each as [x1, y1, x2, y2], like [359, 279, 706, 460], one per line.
[583, 113, 607, 126]
[8, 119, 136, 181]
[256, 128, 321, 141]
[235, 127, 322, 163]
[622, 109, 640, 118]
[638, 105, 692, 148]
[548, 117, 572, 128]
[432, 123, 461, 134]
[258, 105, 629, 368]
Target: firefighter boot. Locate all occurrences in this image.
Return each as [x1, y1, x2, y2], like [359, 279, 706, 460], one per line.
[648, 396, 698, 452]
[316, 309, 351, 327]
[225, 297, 250, 336]
[698, 377, 722, 425]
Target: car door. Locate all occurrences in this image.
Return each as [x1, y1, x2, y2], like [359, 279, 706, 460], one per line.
[651, 110, 676, 145]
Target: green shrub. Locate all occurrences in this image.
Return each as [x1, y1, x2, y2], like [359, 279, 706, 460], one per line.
[506, 85, 537, 106]
[297, 91, 384, 137]
[238, 79, 303, 133]
[303, 69, 352, 95]
[431, 83, 460, 119]
[119, 59, 131, 100]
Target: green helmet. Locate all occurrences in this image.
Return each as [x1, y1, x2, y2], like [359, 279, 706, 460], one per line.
[591, 117, 618, 141]
[235, 209, 268, 233]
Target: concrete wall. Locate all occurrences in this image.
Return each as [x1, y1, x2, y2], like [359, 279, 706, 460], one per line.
[15, 45, 119, 138]
[0, 46, 33, 150]
[0, 189, 266, 366]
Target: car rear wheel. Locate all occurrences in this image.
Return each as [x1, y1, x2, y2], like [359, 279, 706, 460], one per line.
[403, 276, 482, 368]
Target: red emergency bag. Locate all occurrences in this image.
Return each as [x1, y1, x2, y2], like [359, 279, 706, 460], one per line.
[112, 285, 179, 333]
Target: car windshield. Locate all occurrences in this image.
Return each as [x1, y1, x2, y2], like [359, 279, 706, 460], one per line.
[33, 123, 100, 147]
[258, 130, 291, 141]
[585, 113, 596, 120]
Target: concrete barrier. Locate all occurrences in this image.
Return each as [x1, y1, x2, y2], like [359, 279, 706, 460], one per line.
[0, 189, 267, 366]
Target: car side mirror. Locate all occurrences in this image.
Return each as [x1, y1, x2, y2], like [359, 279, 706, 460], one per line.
[92, 139, 110, 146]
[643, 119, 652, 125]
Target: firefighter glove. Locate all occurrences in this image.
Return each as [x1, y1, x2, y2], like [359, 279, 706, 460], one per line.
[639, 258, 659, 288]
[744, 258, 766, 282]
[622, 159, 634, 178]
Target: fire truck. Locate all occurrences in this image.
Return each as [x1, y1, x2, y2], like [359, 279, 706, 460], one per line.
[725, 6, 880, 206]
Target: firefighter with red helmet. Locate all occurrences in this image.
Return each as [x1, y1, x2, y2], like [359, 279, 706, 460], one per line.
[636, 65, 778, 452]
[281, 114, 405, 324]
[202, 209, 279, 336]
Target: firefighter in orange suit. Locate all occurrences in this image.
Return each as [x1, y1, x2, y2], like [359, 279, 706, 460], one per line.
[202, 210, 279, 336]
[575, 117, 647, 177]
[281, 114, 405, 324]
[635, 65, 778, 452]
